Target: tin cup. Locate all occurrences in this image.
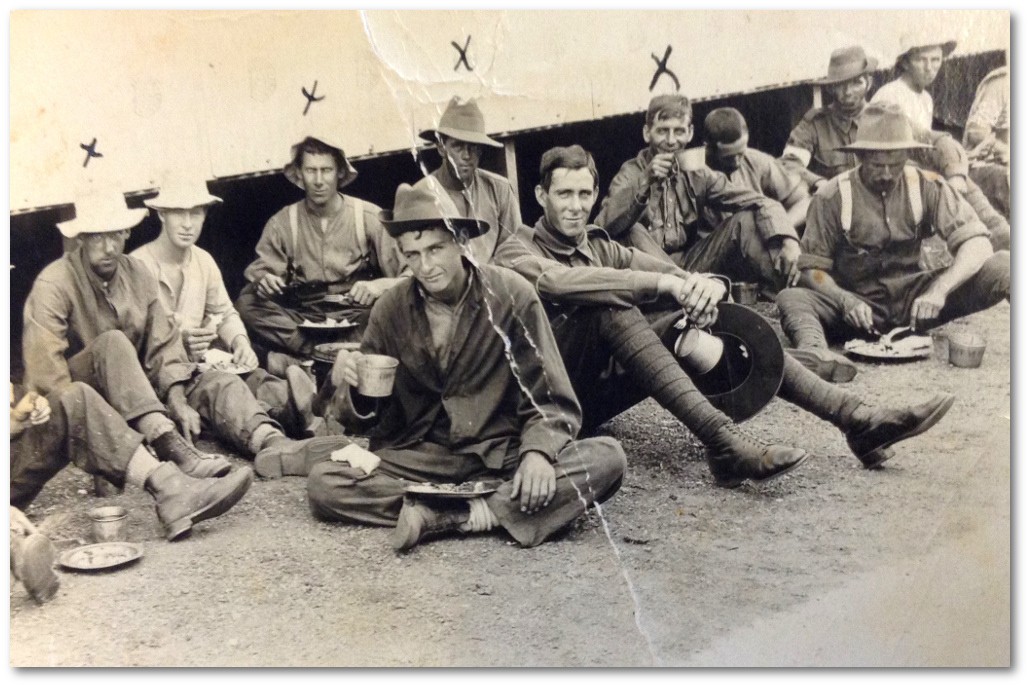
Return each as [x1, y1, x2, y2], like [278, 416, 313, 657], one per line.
[356, 354, 400, 398]
[930, 330, 950, 362]
[89, 505, 128, 543]
[948, 333, 987, 368]
[730, 282, 758, 305]
[676, 328, 725, 375]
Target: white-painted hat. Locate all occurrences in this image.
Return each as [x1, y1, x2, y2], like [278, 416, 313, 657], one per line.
[57, 193, 147, 239]
[144, 177, 222, 210]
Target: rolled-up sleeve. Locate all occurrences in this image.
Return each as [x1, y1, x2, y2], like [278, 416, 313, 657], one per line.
[912, 129, 969, 179]
[781, 119, 815, 171]
[924, 177, 991, 252]
[198, 254, 248, 347]
[781, 118, 824, 189]
[798, 189, 841, 272]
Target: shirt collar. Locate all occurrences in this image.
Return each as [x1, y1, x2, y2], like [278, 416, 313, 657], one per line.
[415, 263, 475, 309]
[432, 166, 478, 193]
[533, 217, 594, 261]
[828, 106, 861, 135]
[72, 246, 126, 292]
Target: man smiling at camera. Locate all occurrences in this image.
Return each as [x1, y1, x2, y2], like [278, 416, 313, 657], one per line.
[306, 180, 626, 551]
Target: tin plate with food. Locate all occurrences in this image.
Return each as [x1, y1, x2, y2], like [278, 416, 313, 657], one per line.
[405, 480, 502, 499]
[298, 317, 358, 330]
[59, 542, 143, 572]
[844, 326, 932, 361]
[198, 349, 257, 375]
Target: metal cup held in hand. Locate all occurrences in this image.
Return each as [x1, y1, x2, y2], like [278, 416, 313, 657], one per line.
[355, 354, 400, 398]
[676, 327, 726, 375]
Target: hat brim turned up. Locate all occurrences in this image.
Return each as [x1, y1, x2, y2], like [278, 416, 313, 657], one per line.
[283, 136, 359, 190]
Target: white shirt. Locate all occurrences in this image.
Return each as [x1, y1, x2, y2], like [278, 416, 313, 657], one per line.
[871, 79, 934, 133]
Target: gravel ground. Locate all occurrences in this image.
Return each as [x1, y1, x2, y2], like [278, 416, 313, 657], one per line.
[8, 302, 1011, 667]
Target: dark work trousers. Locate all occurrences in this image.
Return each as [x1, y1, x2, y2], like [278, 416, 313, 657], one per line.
[776, 250, 1010, 344]
[10, 382, 143, 509]
[68, 330, 281, 456]
[306, 437, 626, 548]
[235, 283, 368, 358]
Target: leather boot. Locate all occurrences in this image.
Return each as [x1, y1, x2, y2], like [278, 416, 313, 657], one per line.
[149, 430, 232, 478]
[391, 497, 471, 551]
[93, 474, 124, 496]
[843, 393, 955, 468]
[254, 435, 353, 478]
[286, 365, 325, 437]
[705, 423, 810, 488]
[11, 531, 60, 604]
[786, 348, 858, 383]
[780, 301, 857, 383]
[144, 462, 254, 541]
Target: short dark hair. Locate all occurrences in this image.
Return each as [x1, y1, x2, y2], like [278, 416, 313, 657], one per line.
[646, 94, 692, 127]
[538, 145, 599, 191]
[703, 108, 748, 145]
[291, 137, 346, 174]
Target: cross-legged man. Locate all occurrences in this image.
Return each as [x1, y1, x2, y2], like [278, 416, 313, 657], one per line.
[306, 183, 626, 550]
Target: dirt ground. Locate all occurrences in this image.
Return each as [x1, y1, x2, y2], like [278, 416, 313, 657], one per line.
[8, 303, 1010, 668]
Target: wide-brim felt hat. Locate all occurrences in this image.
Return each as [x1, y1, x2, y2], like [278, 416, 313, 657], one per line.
[57, 193, 147, 239]
[418, 97, 502, 148]
[814, 45, 880, 85]
[283, 133, 359, 189]
[379, 177, 489, 239]
[897, 33, 957, 61]
[836, 102, 933, 152]
[687, 302, 785, 423]
[144, 178, 222, 210]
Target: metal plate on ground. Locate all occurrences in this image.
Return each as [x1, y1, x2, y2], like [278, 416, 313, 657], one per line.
[59, 542, 143, 572]
[298, 318, 358, 330]
[844, 331, 932, 361]
[198, 349, 257, 375]
[405, 481, 501, 499]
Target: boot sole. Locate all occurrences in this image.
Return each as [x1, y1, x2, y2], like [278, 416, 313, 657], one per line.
[713, 451, 811, 488]
[165, 467, 255, 541]
[19, 533, 60, 604]
[788, 349, 858, 383]
[857, 395, 955, 468]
